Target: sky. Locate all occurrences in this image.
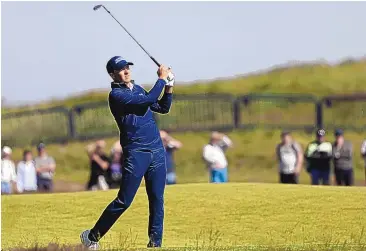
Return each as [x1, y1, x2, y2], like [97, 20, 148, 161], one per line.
[1, 1, 366, 105]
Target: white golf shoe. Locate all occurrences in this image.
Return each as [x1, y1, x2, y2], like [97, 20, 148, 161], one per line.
[80, 230, 100, 250]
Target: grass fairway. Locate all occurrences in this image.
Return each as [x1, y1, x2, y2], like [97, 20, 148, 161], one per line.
[2, 183, 366, 251]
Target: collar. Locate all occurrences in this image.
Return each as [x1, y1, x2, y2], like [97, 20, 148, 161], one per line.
[111, 80, 135, 89]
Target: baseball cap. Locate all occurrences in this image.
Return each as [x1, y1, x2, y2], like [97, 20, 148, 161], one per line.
[37, 142, 46, 151]
[316, 128, 326, 137]
[334, 129, 344, 136]
[2, 146, 12, 155]
[106, 56, 134, 74]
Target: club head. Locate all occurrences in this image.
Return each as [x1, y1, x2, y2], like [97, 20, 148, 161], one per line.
[93, 5, 103, 11]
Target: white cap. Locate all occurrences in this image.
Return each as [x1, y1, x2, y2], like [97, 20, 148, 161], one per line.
[2, 146, 12, 155]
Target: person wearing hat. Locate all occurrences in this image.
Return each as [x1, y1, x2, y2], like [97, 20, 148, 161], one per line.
[1, 146, 17, 194]
[80, 56, 175, 249]
[275, 131, 303, 184]
[304, 129, 333, 185]
[332, 129, 354, 186]
[34, 143, 56, 192]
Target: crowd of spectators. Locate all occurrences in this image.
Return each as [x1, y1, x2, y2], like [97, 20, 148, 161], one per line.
[68, 128, 366, 191]
[1, 143, 56, 194]
[276, 128, 366, 186]
[2, 129, 365, 194]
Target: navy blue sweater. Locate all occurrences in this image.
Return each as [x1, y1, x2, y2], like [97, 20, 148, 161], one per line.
[108, 79, 172, 151]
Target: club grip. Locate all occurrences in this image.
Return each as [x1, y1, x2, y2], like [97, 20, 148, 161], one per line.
[150, 56, 161, 67]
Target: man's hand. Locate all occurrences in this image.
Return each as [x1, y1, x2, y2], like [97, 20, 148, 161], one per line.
[157, 65, 169, 81]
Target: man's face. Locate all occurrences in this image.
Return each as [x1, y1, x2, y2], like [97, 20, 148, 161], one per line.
[112, 152, 121, 162]
[39, 148, 46, 155]
[25, 153, 33, 161]
[336, 135, 344, 145]
[317, 136, 325, 142]
[112, 65, 131, 83]
[3, 153, 11, 159]
[282, 134, 292, 144]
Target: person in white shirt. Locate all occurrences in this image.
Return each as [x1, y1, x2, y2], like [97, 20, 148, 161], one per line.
[17, 150, 37, 193]
[1, 146, 17, 194]
[361, 139, 366, 184]
[203, 131, 233, 183]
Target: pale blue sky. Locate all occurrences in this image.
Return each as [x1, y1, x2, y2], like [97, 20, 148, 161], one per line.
[2, 1, 366, 104]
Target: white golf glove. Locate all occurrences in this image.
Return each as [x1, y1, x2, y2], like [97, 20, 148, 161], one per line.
[166, 71, 175, 87]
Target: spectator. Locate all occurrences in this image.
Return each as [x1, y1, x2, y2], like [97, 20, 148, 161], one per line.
[16, 150, 37, 193]
[160, 130, 182, 185]
[86, 140, 110, 191]
[332, 129, 353, 186]
[203, 131, 233, 183]
[107, 146, 123, 189]
[1, 146, 17, 194]
[34, 143, 56, 192]
[275, 131, 303, 184]
[361, 139, 366, 184]
[304, 129, 333, 185]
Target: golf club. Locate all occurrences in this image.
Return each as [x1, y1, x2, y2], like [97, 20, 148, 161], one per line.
[93, 4, 161, 67]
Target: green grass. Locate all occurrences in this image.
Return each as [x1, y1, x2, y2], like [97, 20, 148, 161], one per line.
[2, 183, 366, 250]
[7, 130, 366, 185]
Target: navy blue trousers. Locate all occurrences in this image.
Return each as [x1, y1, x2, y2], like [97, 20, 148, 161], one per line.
[310, 169, 330, 185]
[89, 147, 166, 247]
[334, 169, 353, 186]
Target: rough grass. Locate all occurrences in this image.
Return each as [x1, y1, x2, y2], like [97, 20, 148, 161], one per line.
[2, 183, 366, 250]
[6, 130, 366, 185]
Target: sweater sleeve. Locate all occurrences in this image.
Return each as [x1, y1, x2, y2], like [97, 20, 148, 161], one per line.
[203, 145, 216, 164]
[110, 79, 166, 106]
[150, 92, 173, 114]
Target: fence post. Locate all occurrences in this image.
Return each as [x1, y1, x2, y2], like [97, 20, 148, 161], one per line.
[316, 101, 323, 129]
[68, 109, 76, 139]
[233, 98, 240, 128]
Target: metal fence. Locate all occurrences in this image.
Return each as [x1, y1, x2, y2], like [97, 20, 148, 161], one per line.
[1, 106, 70, 147]
[237, 93, 318, 131]
[321, 93, 366, 132]
[2, 93, 365, 147]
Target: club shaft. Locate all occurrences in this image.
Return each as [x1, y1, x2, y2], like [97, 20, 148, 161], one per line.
[101, 6, 161, 67]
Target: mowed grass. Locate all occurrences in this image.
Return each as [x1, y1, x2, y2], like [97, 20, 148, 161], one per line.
[2, 183, 366, 250]
[7, 130, 366, 185]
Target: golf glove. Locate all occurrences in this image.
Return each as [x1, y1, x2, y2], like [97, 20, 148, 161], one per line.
[166, 72, 175, 87]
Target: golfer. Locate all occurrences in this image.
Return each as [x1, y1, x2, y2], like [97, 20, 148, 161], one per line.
[81, 56, 174, 249]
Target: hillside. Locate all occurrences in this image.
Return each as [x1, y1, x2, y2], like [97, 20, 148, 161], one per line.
[2, 183, 366, 250]
[3, 58, 366, 113]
